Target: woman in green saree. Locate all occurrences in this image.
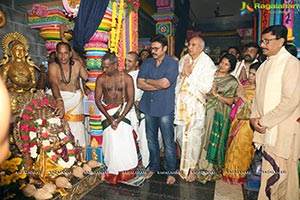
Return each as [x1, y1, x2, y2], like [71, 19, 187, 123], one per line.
[196, 54, 239, 184]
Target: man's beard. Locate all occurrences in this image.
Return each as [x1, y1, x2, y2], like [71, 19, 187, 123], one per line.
[244, 55, 254, 63]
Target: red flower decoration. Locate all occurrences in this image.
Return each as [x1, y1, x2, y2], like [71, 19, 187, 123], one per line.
[51, 154, 58, 161]
[40, 98, 49, 106]
[21, 135, 30, 141]
[126, 0, 140, 12]
[41, 132, 49, 139]
[68, 149, 75, 154]
[63, 137, 69, 143]
[25, 106, 33, 112]
[42, 119, 47, 126]
[22, 114, 31, 121]
[29, 142, 37, 148]
[22, 144, 30, 153]
[29, 126, 37, 132]
[43, 145, 51, 151]
[20, 123, 29, 132]
[31, 100, 39, 108]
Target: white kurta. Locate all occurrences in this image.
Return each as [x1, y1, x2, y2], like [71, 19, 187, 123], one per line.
[231, 59, 258, 80]
[128, 70, 149, 168]
[174, 52, 216, 179]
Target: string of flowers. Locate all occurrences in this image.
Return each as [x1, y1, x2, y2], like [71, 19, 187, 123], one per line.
[0, 151, 26, 200]
[19, 97, 76, 169]
[126, 0, 140, 13]
[109, 0, 124, 54]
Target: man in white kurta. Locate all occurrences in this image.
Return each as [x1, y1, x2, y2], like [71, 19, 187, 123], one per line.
[126, 51, 149, 168]
[174, 36, 216, 182]
[231, 42, 260, 81]
[250, 25, 300, 200]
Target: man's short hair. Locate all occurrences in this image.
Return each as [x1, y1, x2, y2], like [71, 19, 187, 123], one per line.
[102, 52, 118, 64]
[228, 46, 240, 55]
[127, 51, 139, 62]
[244, 42, 261, 55]
[150, 34, 168, 47]
[56, 42, 72, 52]
[262, 25, 288, 46]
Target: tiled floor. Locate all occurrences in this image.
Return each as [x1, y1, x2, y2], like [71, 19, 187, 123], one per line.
[82, 173, 262, 200]
[82, 173, 215, 200]
[214, 180, 244, 200]
[81, 158, 260, 200]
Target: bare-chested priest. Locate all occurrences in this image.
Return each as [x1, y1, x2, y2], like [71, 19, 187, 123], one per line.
[95, 52, 138, 184]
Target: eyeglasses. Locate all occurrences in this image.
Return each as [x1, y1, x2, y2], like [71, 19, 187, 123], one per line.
[259, 38, 279, 45]
[150, 46, 162, 52]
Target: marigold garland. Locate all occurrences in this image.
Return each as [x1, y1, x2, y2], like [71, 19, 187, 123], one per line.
[109, 0, 125, 55]
[0, 151, 26, 199]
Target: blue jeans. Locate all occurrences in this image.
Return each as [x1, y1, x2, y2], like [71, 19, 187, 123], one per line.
[145, 113, 176, 175]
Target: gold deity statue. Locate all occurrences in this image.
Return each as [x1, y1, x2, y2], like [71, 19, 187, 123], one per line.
[0, 32, 39, 114]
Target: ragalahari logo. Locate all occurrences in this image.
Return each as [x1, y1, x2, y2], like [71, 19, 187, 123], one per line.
[240, 1, 255, 15]
[241, 1, 300, 14]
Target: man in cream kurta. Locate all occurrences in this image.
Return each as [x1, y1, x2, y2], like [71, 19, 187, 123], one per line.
[175, 36, 216, 182]
[250, 25, 300, 200]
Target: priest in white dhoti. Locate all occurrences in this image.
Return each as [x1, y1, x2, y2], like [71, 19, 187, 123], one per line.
[175, 36, 216, 182]
[95, 53, 138, 184]
[61, 90, 86, 146]
[48, 41, 88, 147]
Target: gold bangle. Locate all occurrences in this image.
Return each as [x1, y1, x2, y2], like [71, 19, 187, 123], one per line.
[56, 97, 63, 101]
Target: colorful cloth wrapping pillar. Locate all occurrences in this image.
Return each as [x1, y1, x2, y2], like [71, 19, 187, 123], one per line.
[261, 0, 271, 37]
[275, 0, 282, 24]
[283, 0, 294, 42]
[119, 8, 139, 71]
[270, 0, 275, 25]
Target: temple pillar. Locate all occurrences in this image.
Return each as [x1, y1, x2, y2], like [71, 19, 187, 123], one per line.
[152, 0, 176, 56]
[27, 3, 74, 55]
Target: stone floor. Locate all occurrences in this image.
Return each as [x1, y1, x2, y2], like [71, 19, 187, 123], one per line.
[82, 165, 259, 200]
[82, 172, 215, 200]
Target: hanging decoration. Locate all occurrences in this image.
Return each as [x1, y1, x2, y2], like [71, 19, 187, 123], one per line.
[125, 0, 140, 13]
[62, 0, 81, 18]
[109, 0, 125, 55]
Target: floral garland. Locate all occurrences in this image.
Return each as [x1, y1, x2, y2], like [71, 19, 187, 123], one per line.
[126, 0, 140, 13]
[109, 0, 124, 54]
[19, 97, 76, 169]
[0, 151, 26, 199]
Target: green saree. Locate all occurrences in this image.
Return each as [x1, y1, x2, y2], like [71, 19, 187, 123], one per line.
[196, 75, 238, 184]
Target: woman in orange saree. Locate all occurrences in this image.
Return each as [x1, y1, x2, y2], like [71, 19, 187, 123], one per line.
[222, 62, 261, 184]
